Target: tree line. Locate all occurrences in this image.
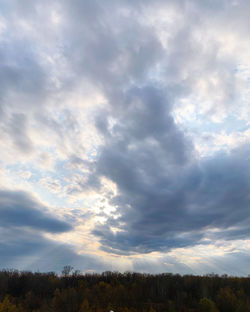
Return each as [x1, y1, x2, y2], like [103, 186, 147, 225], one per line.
[0, 268, 250, 312]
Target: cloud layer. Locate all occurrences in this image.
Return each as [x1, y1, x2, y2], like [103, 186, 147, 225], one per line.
[1, 0, 250, 274]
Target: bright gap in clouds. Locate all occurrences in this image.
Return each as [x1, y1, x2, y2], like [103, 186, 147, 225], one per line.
[1, 0, 250, 275]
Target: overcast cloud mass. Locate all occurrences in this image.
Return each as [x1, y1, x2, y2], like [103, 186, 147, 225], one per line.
[1, 0, 250, 275]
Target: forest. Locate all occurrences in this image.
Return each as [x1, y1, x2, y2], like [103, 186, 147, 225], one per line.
[0, 268, 250, 312]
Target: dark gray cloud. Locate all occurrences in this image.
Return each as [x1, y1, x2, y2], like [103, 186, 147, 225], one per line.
[0, 189, 98, 272]
[89, 84, 195, 254]
[0, 226, 106, 273]
[91, 99, 250, 254]
[0, 189, 107, 272]
[0, 190, 72, 233]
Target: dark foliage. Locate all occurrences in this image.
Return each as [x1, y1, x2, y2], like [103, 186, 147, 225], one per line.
[0, 269, 250, 311]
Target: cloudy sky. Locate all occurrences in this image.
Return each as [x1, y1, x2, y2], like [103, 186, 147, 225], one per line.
[1, 0, 250, 275]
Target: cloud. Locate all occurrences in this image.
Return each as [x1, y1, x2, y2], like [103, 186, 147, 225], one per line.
[0, 189, 101, 272]
[92, 134, 250, 254]
[0, 189, 108, 273]
[0, 190, 72, 233]
[1, 0, 250, 274]
[39, 177, 62, 194]
[0, 226, 106, 273]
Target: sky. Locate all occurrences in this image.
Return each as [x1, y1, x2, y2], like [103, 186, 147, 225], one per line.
[1, 0, 250, 276]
